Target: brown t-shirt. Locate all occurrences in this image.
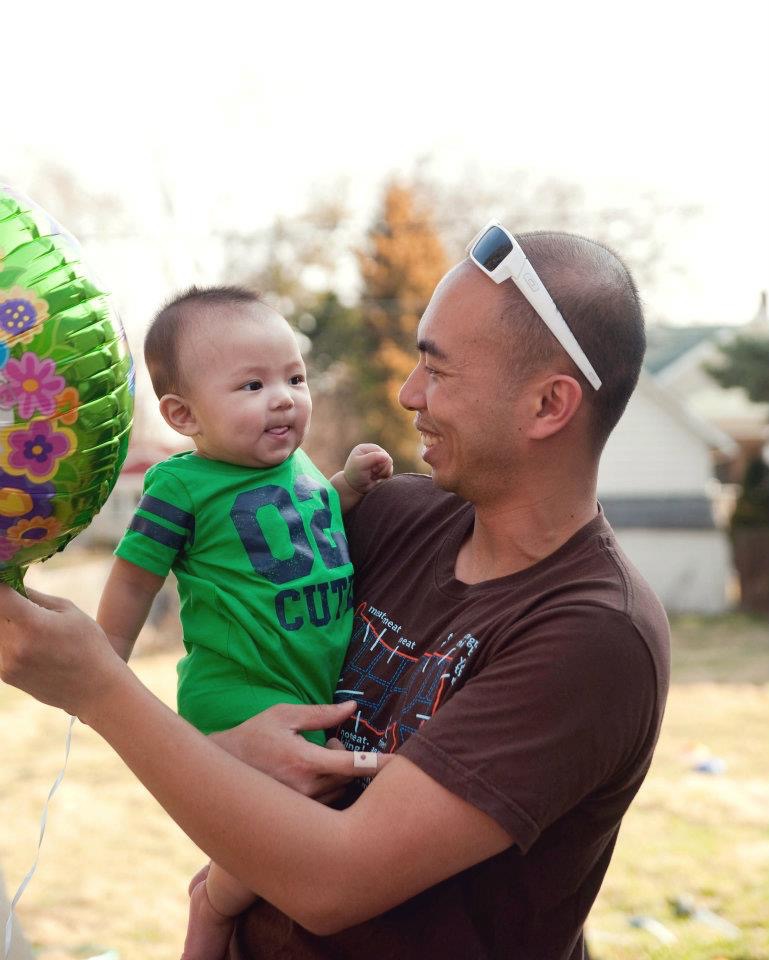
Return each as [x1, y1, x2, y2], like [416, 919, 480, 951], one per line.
[231, 475, 670, 960]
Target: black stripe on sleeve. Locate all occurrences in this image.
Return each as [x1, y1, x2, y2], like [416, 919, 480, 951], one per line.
[138, 494, 194, 531]
[129, 515, 187, 552]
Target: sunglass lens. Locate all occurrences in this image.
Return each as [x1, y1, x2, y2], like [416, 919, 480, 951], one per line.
[472, 227, 513, 271]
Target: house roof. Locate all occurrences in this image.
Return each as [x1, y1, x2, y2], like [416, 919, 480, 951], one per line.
[644, 325, 730, 375]
[646, 293, 768, 377]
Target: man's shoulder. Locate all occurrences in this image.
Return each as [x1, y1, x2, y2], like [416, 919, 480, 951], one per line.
[353, 473, 463, 526]
[594, 521, 671, 690]
[344, 473, 467, 570]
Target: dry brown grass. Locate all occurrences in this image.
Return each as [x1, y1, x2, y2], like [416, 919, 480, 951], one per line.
[1, 549, 767, 958]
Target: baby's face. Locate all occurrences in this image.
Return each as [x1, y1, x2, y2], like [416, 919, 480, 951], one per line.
[179, 303, 312, 469]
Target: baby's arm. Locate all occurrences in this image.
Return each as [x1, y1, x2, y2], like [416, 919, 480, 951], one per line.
[183, 864, 255, 959]
[331, 442, 393, 513]
[96, 557, 165, 661]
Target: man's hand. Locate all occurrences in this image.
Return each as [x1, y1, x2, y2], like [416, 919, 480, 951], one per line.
[209, 701, 393, 801]
[181, 873, 235, 960]
[0, 584, 125, 721]
[343, 443, 394, 495]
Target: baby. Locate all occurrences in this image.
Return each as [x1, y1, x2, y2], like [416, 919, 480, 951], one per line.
[97, 285, 392, 957]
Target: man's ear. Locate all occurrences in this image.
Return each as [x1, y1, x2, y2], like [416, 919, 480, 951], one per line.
[159, 394, 198, 437]
[528, 375, 583, 440]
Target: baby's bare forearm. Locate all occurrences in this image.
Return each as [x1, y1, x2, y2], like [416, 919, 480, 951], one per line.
[97, 558, 164, 661]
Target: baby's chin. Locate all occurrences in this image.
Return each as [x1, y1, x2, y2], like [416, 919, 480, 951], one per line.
[191, 449, 293, 469]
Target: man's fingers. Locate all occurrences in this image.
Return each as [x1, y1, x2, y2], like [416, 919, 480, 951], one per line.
[0, 583, 72, 618]
[188, 863, 211, 896]
[304, 742, 395, 778]
[315, 784, 349, 805]
[288, 700, 358, 733]
[0, 582, 33, 619]
[21, 587, 74, 613]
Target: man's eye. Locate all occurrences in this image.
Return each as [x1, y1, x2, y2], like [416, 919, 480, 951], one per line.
[289, 374, 305, 385]
[243, 381, 262, 391]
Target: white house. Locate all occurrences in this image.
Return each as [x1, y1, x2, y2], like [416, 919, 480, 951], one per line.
[598, 373, 738, 613]
[646, 293, 769, 482]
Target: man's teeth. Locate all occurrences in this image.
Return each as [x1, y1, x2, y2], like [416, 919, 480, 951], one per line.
[421, 432, 438, 448]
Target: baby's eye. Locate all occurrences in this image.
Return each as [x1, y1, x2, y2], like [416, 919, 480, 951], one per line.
[289, 374, 306, 385]
[243, 380, 262, 391]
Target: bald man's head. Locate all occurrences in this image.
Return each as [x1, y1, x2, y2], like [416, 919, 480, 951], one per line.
[488, 231, 645, 452]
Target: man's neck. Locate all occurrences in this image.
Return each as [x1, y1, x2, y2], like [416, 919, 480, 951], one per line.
[454, 485, 599, 585]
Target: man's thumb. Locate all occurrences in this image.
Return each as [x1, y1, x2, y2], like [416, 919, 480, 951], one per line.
[292, 699, 357, 732]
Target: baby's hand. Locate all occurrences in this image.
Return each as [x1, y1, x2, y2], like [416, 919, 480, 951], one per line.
[344, 443, 394, 495]
[181, 877, 236, 960]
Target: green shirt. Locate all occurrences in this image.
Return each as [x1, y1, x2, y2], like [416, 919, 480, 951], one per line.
[115, 450, 354, 738]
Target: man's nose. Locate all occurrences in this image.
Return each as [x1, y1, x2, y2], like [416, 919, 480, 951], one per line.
[398, 364, 424, 411]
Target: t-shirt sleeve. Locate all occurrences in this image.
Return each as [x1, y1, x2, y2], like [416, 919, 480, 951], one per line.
[398, 604, 659, 853]
[114, 464, 195, 578]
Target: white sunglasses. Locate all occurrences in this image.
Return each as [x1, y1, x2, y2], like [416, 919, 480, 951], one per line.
[466, 220, 602, 390]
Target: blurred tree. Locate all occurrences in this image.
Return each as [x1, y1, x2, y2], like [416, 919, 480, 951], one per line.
[219, 191, 354, 319]
[415, 164, 700, 324]
[216, 168, 700, 472]
[21, 163, 129, 240]
[705, 329, 769, 614]
[705, 335, 769, 404]
[356, 182, 448, 470]
[301, 291, 363, 372]
[728, 456, 769, 615]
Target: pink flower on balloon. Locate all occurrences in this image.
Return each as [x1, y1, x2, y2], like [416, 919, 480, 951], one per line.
[0, 419, 77, 483]
[0, 536, 21, 563]
[0, 352, 65, 419]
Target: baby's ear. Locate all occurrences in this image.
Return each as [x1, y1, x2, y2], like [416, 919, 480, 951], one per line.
[159, 394, 198, 437]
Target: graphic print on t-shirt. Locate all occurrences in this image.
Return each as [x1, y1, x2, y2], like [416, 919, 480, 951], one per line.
[334, 601, 480, 754]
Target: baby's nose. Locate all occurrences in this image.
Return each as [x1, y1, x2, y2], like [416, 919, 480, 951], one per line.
[270, 386, 295, 409]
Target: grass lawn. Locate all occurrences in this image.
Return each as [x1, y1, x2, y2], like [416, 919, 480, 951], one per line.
[587, 614, 769, 960]
[1, 552, 767, 958]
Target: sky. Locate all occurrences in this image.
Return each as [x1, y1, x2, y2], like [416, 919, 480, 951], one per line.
[2, 0, 768, 349]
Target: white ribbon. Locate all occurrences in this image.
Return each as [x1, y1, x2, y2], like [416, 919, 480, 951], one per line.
[4, 714, 76, 959]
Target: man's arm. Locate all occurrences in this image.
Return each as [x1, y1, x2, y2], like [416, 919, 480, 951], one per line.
[0, 586, 510, 935]
[96, 557, 165, 661]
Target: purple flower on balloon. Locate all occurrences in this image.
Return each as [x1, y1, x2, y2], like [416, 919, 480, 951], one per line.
[0, 470, 55, 532]
[0, 286, 49, 346]
[0, 419, 77, 483]
[0, 352, 65, 419]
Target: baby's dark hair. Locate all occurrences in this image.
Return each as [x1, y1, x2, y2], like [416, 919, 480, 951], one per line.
[144, 285, 267, 398]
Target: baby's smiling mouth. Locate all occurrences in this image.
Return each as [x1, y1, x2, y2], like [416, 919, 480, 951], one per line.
[265, 425, 290, 436]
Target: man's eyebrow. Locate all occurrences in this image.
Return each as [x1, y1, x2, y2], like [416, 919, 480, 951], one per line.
[417, 338, 449, 361]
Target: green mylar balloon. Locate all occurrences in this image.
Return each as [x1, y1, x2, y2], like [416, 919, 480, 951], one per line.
[0, 184, 133, 593]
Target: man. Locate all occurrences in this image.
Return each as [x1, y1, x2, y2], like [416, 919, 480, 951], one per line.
[0, 228, 669, 960]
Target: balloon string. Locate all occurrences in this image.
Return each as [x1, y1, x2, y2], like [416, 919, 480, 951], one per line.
[4, 714, 75, 959]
